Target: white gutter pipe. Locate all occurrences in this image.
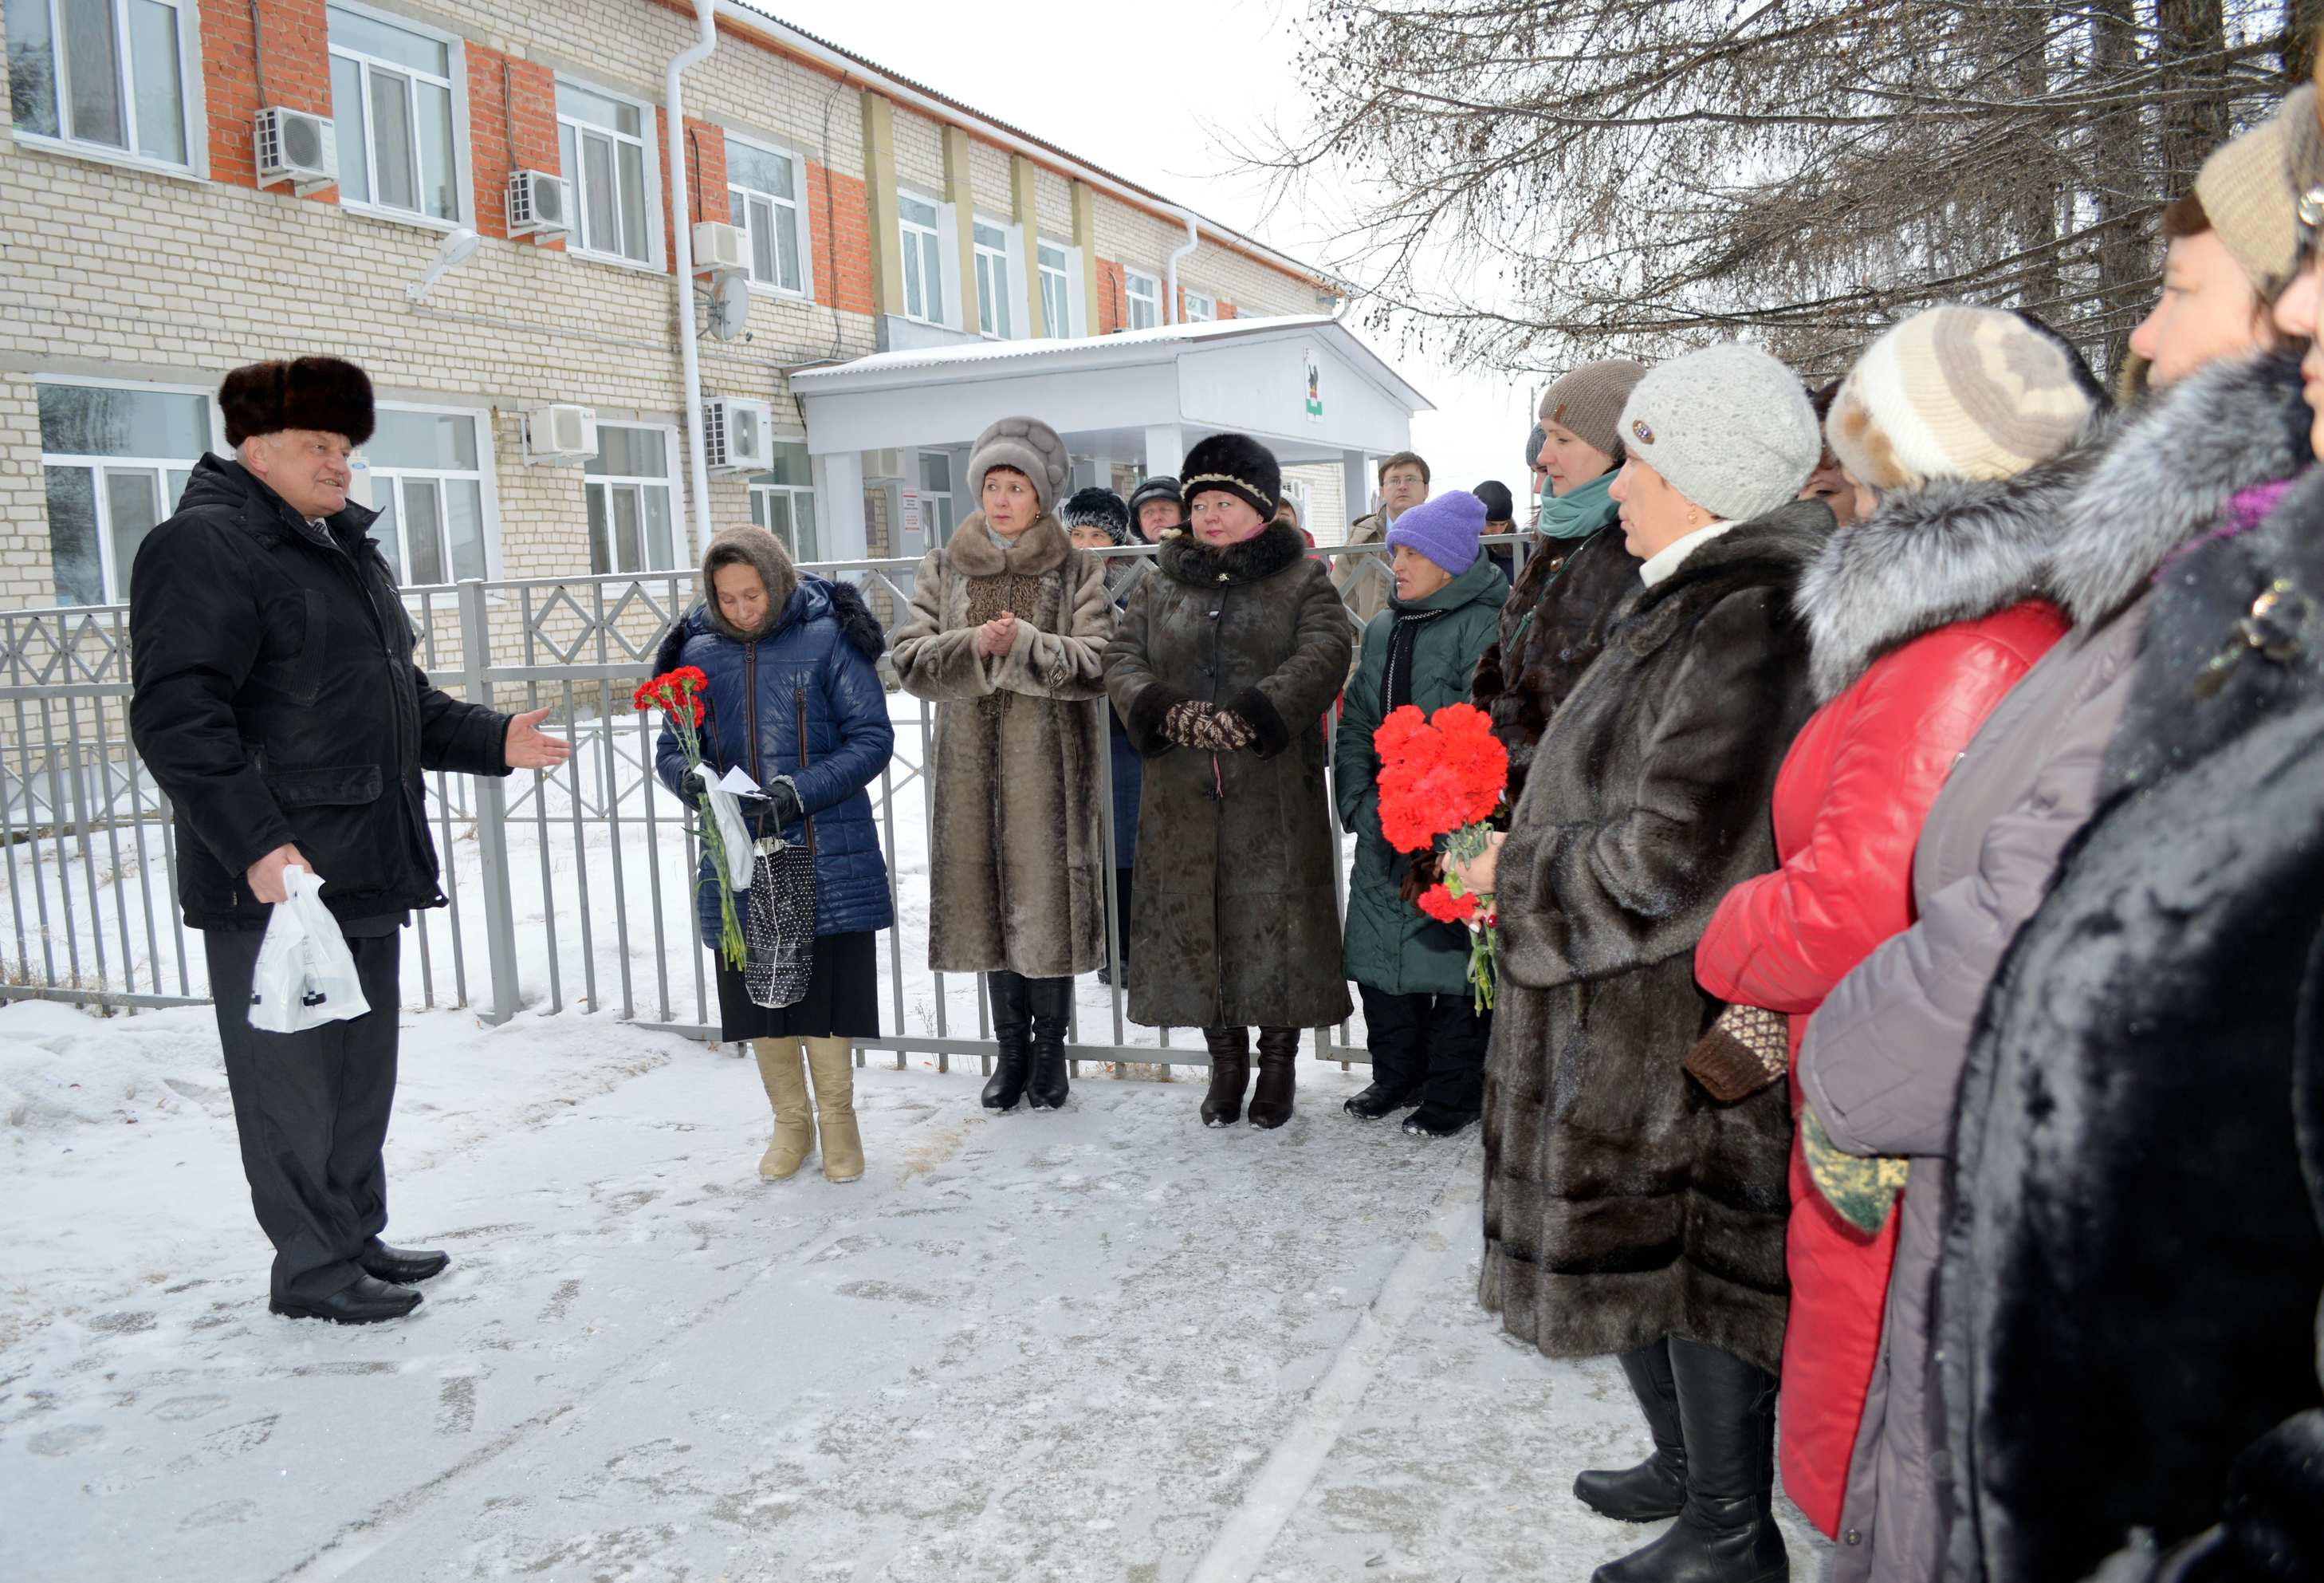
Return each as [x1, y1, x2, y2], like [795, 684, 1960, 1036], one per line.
[667, 0, 718, 561]
[1164, 209, 1198, 325]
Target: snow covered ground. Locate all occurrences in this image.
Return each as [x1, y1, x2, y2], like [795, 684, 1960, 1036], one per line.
[0, 996, 1827, 1582]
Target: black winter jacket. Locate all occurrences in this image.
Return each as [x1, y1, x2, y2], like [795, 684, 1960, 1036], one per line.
[128, 454, 509, 928]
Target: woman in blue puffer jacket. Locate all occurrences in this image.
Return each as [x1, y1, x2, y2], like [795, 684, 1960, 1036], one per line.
[655, 526, 894, 1186]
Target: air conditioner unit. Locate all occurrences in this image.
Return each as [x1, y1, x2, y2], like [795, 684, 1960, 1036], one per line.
[254, 107, 337, 195]
[702, 397, 775, 473]
[523, 404, 598, 465]
[863, 448, 907, 482]
[692, 220, 749, 276]
[506, 170, 572, 239]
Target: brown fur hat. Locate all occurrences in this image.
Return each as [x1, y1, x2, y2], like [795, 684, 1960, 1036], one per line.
[700, 525, 800, 640]
[219, 356, 376, 447]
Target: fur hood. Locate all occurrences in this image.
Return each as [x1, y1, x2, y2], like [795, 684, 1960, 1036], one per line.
[2050, 352, 2310, 628]
[942, 512, 1070, 577]
[1157, 518, 1307, 588]
[1795, 425, 2106, 703]
[699, 525, 800, 642]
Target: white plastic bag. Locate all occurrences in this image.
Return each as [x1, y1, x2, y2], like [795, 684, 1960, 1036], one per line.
[692, 762, 756, 891]
[247, 866, 372, 1034]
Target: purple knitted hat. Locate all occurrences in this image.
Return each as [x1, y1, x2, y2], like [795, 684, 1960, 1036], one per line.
[1386, 489, 1484, 577]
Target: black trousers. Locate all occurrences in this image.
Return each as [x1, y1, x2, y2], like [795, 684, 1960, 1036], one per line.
[204, 926, 404, 1301]
[1358, 982, 1492, 1114]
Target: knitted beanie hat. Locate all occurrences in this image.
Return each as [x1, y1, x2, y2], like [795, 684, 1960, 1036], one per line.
[1618, 344, 1820, 522]
[1524, 423, 1546, 473]
[1181, 431, 1280, 520]
[969, 415, 1071, 517]
[2194, 86, 2310, 299]
[1539, 359, 1650, 458]
[1059, 486, 1131, 545]
[1827, 305, 2097, 493]
[1473, 479, 1516, 523]
[1386, 489, 1484, 577]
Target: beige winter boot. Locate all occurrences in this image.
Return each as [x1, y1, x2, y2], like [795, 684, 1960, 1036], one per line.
[803, 1037, 863, 1183]
[753, 1038, 815, 1180]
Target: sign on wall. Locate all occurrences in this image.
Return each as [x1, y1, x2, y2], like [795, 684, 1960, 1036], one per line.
[1304, 351, 1323, 423]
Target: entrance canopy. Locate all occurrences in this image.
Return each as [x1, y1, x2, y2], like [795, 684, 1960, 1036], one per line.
[790, 315, 1433, 559]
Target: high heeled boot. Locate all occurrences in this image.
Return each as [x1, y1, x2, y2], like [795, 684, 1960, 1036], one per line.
[1024, 975, 1072, 1110]
[1574, 1340, 1687, 1521]
[803, 1037, 864, 1184]
[752, 1038, 815, 1180]
[1199, 1026, 1251, 1127]
[1591, 1339, 1787, 1583]
[1247, 1026, 1300, 1129]
[982, 971, 1032, 1111]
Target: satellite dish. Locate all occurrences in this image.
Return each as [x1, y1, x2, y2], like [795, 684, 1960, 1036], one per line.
[707, 270, 752, 341]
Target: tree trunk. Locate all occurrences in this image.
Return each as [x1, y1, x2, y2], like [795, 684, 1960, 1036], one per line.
[2283, 0, 2322, 85]
[2157, 0, 2234, 197]
[2090, 0, 2153, 382]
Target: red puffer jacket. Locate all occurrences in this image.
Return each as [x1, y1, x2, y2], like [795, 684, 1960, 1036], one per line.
[1695, 599, 2066, 1536]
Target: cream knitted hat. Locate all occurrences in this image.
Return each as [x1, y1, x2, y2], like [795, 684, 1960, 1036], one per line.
[2193, 86, 2309, 300]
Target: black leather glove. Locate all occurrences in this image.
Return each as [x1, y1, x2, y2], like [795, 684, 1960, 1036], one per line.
[764, 778, 804, 829]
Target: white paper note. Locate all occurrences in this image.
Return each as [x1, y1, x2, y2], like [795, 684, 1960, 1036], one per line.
[715, 766, 769, 799]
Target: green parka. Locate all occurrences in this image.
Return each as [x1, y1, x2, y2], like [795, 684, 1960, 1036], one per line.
[1335, 555, 1509, 995]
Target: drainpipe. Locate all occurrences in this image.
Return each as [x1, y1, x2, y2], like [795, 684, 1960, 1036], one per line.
[1164, 209, 1198, 325]
[666, 0, 718, 560]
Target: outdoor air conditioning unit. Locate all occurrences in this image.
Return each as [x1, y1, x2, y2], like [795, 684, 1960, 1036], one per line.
[691, 220, 749, 276]
[506, 170, 572, 239]
[702, 397, 775, 473]
[254, 108, 337, 195]
[523, 404, 598, 465]
[863, 448, 907, 482]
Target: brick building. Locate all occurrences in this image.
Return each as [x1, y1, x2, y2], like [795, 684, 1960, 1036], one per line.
[0, 0, 1412, 608]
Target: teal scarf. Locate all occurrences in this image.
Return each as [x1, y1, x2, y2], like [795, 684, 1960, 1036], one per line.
[1536, 471, 1618, 541]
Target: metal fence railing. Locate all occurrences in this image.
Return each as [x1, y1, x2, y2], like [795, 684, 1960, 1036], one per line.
[0, 534, 1538, 1071]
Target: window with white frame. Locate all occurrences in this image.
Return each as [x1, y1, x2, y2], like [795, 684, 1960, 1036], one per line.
[1182, 289, 1216, 323]
[6, 0, 196, 168]
[584, 425, 679, 574]
[363, 407, 490, 585]
[726, 137, 808, 295]
[747, 440, 817, 561]
[972, 220, 1012, 339]
[558, 80, 656, 265]
[1037, 241, 1071, 338]
[37, 380, 213, 605]
[897, 191, 945, 325]
[918, 451, 957, 547]
[327, 4, 465, 224]
[1124, 270, 1161, 331]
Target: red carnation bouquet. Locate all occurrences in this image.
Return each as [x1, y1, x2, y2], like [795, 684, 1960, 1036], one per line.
[1374, 702, 1508, 1010]
[634, 666, 745, 970]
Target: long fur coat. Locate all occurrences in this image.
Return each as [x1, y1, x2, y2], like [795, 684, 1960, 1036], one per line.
[891, 514, 1114, 979]
[1479, 501, 1829, 1374]
[1933, 353, 2324, 1583]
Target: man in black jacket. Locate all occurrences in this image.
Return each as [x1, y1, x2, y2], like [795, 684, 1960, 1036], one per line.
[129, 356, 568, 1325]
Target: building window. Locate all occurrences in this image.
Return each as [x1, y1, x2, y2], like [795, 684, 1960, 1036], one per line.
[364, 407, 490, 585]
[558, 80, 655, 265]
[584, 425, 678, 574]
[727, 137, 807, 295]
[918, 451, 956, 547]
[1182, 289, 1215, 323]
[6, 0, 195, 168]
[972, 220, 1013, 339]
[898, 191, 945, 325]
[37, 380, 212, 605]
[327, 3, 463, 224]
[747, 440, 817, 561]
[1037, 242, 1070, 338]
[1124, 270, 1161, 331]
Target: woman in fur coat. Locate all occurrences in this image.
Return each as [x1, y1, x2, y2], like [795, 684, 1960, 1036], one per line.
[1459, 343, 1828, 1583]
[1691, 307, 2097, 1578]
[1060, 486, 1144, 984]
[891, 416, 1114, 1114]
[1103, 431, 1354, 1130]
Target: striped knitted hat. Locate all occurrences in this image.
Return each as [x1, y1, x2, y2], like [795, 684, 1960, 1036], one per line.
[1827, 305, 2095, 493]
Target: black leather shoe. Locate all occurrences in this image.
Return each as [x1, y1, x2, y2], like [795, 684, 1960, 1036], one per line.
[269, 1274, 423, 1325]
[360, 1242, 450, 1285]
[1576, 1342, 1687, 1522]
[1343, 1082, 1419, 1120]
[1402, 1103, 1478, 1138]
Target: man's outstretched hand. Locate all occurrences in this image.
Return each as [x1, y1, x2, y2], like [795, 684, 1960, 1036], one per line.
[506, 707, 572, 770]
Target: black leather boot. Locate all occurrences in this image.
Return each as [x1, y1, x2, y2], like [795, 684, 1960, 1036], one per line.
[1591, 1339, 1787, 1583]
[1200, 1026, 1250, 1127]
[1575, 1341, 1686, 1522]
[1024, 976, 1072, 1110]
[983, 971, 1032, 1111]
[1248, 1026, 1300, 1129]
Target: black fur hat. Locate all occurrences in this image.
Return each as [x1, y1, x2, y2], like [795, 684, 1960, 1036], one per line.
[1059, 486, 1131, 545]
[1181, 432, 1280, 520]
[219, 356, 376, 447]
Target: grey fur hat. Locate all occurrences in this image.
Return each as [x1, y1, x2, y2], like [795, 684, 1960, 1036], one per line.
[1060, 486, 1131, 545]
[969, 415, 1071, 517]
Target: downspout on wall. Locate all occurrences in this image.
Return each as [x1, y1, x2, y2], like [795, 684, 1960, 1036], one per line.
[1164, 210, 1198, 325]
[667, 0, 718, 560]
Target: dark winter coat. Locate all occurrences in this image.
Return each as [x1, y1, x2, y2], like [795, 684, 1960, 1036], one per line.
[891, 514, 1114, 979]
[1103, 565, 1149, 872]
[1930, 357, 2324, 1583]
[654, 579, 895, 943]
[1335, 555, 1508, 995]
[1478, 501, 1829, 1376]
[1468, 524, 1638, 807]
[1105, 518, 1355, 1030]
[1694, 454, 2080, 1552]
[128, 453, 509, 929]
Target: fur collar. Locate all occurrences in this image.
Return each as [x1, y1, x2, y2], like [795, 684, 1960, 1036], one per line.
[1618, 499, 1831, 653]
[2050, 352, 2310, 628]
[1157, 518, 1307, 587]
[1796, 429, 2102, 703]
[946, 513, 1069, 577]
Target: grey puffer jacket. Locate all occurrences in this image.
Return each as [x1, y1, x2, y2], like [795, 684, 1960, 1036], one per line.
[1797, 355, 2313, 1583]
